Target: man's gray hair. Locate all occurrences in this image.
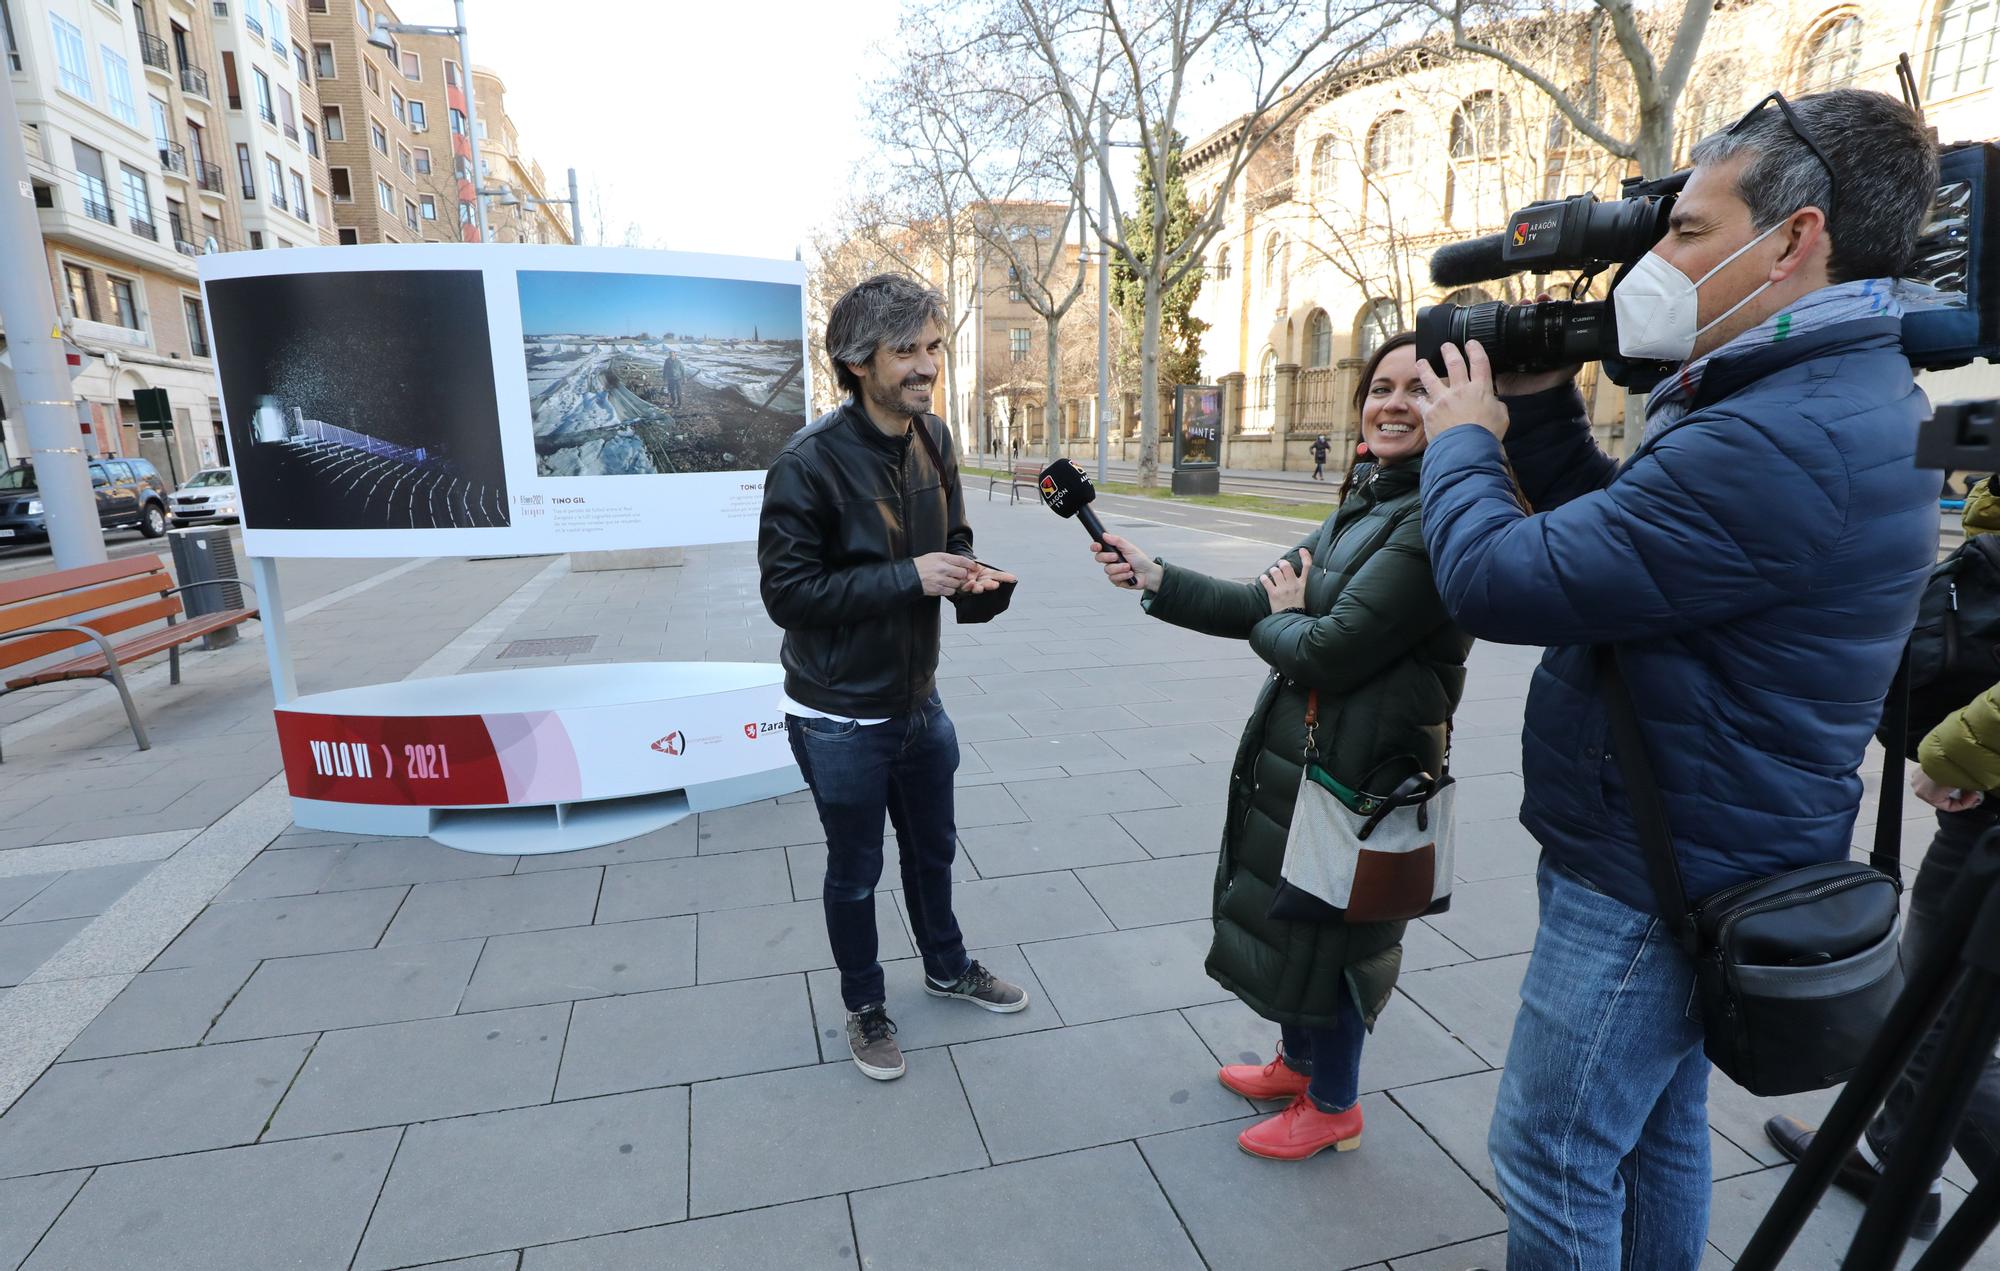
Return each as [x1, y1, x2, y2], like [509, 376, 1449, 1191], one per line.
[826, 274, 948, 396]
[1690, 89, 1938, 283]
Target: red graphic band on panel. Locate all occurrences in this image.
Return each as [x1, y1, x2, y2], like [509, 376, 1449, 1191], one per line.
[274, 711, 510, 805]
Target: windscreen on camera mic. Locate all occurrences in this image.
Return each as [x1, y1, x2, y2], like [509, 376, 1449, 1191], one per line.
[1429, 234, 1512, 287]
[1037, 459, 1096, 519]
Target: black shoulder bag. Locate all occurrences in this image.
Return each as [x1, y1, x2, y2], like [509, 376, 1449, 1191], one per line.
[911, 416, 1013, 624]
[1597, 647, 1908, 1097]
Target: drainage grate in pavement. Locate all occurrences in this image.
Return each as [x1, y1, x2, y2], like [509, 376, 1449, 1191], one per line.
[498, 635, 597, 659]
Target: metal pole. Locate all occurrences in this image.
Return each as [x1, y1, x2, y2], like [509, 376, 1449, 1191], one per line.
[1095, 104, 1111, 485]
[567, 167, 581, 245]
[0, 75, 107, 568]
[454, 0, 490, 241]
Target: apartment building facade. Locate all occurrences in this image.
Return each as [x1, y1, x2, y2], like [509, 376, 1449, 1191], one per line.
[471, 68, 569, 245]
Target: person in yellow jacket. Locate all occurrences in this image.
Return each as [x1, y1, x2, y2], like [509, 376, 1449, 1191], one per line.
[1765, 476, 2000, 1238]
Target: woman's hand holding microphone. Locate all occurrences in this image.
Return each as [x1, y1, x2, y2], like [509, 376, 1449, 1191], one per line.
[1090, 532, 1162, 592]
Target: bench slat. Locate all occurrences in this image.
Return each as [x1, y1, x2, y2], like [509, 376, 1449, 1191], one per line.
[0, 596, 184, 671]
[0, 556, 162, 608]
[4, 608, 254, 688]
[0, 572, 172, 635]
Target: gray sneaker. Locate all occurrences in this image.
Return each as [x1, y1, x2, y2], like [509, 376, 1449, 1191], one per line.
[847, 1005, 905, 1081]
[924, 960, 1029, 1013]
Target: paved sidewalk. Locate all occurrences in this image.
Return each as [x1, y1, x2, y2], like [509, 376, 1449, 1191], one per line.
[0, 500, 1991, 1270]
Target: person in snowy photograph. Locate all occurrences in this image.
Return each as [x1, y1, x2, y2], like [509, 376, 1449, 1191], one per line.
[757, 273, 1023, 1082]
[1088, 333, 1470, 1160]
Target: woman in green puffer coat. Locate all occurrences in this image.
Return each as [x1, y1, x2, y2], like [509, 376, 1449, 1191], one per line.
[1090, 333, 1471, 1162]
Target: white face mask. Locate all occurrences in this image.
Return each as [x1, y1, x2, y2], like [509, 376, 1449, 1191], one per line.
[1613, 221, 1784, 362]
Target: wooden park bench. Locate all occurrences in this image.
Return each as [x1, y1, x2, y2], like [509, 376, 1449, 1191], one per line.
[0, 556, 260, 761]
[987, 459, 1043, 504]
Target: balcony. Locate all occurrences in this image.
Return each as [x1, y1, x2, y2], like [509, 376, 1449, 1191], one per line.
[179, 64, 210, 99]
[82, 198, 115, 225]
[130, 216, 159, 241]
[139, 32, 171, 74]
[271, 190, 289, 212]
[244, 12, 262, 37]
[259, 104, 277, 126]
[160, 140, 190, 179]
[283, 121, 299, 143]
[174, 237, 199, 256]
[196, 161, 225, 194]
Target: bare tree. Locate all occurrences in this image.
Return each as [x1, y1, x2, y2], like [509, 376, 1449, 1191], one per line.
[994, 0, 1412, 486]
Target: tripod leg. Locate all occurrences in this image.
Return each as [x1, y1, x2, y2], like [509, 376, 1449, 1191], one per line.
[1911, 1173, 1998, 1271]
[1739, 832, 2000, 1271]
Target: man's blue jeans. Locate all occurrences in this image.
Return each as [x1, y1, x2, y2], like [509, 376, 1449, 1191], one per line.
[787, 692, 971, 1014]
[1491, 858, 1710, 1270]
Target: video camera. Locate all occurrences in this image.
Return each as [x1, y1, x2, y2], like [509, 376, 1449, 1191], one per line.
[1417, 139, 2000, 392]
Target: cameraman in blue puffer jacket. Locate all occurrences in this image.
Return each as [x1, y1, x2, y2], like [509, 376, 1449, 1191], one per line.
[1415, 88, 1940, 1269]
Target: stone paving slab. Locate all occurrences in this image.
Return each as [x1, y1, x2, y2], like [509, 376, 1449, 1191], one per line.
[150, 884, 409, 969]
[695, 891, 912, 983]
[380, 869, 603, 946]
[61, 962, 257, 1061]
[0, 861, 153, 925]
[918, 871, 1114, 948]
[0, 1170, 87, 1270]
[522, 1196, 857, 1270]
[1020, 919, 1231, 1024]
[206, 938, 484, 1041]
[555, 974, 816, 1099]
[594, 848, 793, 923]
[459, 914, 697, 1012]
[0, 919, 90, 987]
[957, 812, 1148, 876]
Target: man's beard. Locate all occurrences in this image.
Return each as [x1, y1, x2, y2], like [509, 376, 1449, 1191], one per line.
[865, 375, 932, 420]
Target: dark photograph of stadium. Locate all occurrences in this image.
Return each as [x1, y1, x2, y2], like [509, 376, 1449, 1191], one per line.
[206, 268, 511, 531]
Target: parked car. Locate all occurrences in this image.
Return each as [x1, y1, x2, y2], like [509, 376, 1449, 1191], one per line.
[0, 458, 172, 542]
[170, 468, 241, 527]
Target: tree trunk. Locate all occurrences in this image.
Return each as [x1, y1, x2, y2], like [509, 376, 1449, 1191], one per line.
[1044, 313, 1063, 462]
[1137, 272, 1162, 488]
[1636, 106, 1674, 179]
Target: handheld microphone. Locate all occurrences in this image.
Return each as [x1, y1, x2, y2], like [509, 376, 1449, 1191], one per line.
[1428, 233, 1512, 287]
[1037, 459, 1137, 587]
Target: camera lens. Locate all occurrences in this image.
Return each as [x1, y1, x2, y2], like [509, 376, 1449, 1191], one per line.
[1417, 299, 1612, 375]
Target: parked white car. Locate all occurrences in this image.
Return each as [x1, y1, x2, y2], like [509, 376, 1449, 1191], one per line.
[170, 468, 241, 526]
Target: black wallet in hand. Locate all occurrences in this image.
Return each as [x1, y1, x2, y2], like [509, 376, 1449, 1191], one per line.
[951, 570, 1015, 624]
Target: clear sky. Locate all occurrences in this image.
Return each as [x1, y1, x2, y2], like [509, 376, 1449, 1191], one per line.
[517, 271, 804, 339]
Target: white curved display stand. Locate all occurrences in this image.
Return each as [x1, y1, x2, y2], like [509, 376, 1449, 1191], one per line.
[273, 661, 804, 854]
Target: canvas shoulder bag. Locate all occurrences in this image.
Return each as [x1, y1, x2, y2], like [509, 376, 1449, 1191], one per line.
[1597, 646, 1907, 1097]
[1274, 688, 1457, 924]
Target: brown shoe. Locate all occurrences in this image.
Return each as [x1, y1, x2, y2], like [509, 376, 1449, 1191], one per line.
[924, 960, 1029, 1013]
[847, 1005, 904, 1081]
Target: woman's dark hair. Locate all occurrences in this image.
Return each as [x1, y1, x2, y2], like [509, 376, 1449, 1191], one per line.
[1337, 331, 1416, 503]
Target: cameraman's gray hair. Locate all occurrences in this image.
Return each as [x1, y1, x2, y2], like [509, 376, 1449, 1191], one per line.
[1690, 89, 1938, 283]
[826, 273, 949, 397]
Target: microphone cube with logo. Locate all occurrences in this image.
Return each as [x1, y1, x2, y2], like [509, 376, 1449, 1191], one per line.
[1038, 459, 1134, 585]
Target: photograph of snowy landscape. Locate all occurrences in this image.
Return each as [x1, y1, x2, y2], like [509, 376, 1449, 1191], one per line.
[517, 269, 808, 476]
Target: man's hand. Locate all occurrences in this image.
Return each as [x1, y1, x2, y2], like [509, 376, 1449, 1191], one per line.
[1092, 532, 1161, 591]
[961, 562, 1017, 594]
[1415, 340, 1512, 445]
[1260, 550, 1311, 614]
[1913, 768, 1985, 813]
[915, 552, 976, 597]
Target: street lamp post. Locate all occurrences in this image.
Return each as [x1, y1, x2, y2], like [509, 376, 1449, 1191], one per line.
[1094, 106, 1143, 485]
[483, 169, 583, 244]
[370, 2, 488, 241]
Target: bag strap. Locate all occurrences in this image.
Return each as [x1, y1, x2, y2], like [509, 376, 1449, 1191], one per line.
[1594, 647, 1702, 956]
[1870, 652, 1909, 877]
[1304, 688, 1320, 764]
[910, 415, 960, 504]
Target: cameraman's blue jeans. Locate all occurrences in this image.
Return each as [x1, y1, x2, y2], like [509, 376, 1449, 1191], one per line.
[1491, 858, 1709, 1271]
[787, 692, 971, 1014]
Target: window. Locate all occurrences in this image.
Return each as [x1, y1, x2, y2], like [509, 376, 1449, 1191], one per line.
[397, 143, 412, 176]
[419, 194, 436, 218]
[236, 141, 254, 198]
[244, 2, 262, 35]
[183, 295, 208, 357]
[64, 263, 100, 321]
[248, 230, 262, 248]
[109, 276, 141, 329]
[399, 49, 419, 79]
[266, 155, 284, 207]
[307, 0, 326, 10]
[50, 14, 92, 98]
[120, 164, 152, 233]
[293, 42, 309, 82]
[378, 177, 393, 211]
[329, 166, 352, 201]
[1357, 298, 1399, 359]
[354, 0, 368, 28]
[1674, 63, 1741, 165]
[364, 62, 379, 95]
[1365, 111, 1414, 173]
[1257, 348, 1277, 411]
[322, 105, 344, 140]
[408, 100, 426, 131]
[1263, 232, 1281, 287]
[277, 85, 295, 136]
[449, 107, 466, 135]
[414, 146, 431, 174]
[1008, 328, 1030, 360]
[303, 120, 318, 157]
[253, 67, 274, 123]
[1310, 136, 1337, 198]
[404, 198, 417, 231]
[1306, 310, 1332, 368]
[1214, 246, 1230, 280]
[1800, 14, 1864, 92]
[187, 120, 207, 168]
[221, 50, 240, 108]
[391, 88, 405, 123]
[265, 0, 284, 46]
[2, 0, 20, 73]
[1928, 0, 1999, 96]
[290, 170, 307, 220]
[445, 59, 460, 86]
[314, 42, 335, 78]
[73, 141, 114, 222]
[1006, 266, 1023, 302]
[150, 97, 173, 152]
[102, 47, 138, 125]
[1451, 91, 1510, 160]
[459, 200, 473, 225]
[338, 227, 358, 245]
[370, 118, 387, 154]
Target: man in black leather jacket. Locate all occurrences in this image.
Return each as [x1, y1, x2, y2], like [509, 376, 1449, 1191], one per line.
[757, 274, 1026, 1082]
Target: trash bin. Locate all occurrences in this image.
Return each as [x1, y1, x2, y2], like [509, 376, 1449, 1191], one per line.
[167, 526, 246, 650]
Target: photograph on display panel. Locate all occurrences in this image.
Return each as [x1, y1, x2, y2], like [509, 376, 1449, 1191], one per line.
[206, 268, 511, 531]
[517, 270, 807, 476]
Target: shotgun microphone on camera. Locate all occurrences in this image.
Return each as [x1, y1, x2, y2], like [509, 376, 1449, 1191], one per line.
[1037, 459, 1136, 587]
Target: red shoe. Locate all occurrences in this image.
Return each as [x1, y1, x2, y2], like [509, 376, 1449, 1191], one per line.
[1237, 1094, 1364, 1160]
[1218, 1053, 1312, 1101]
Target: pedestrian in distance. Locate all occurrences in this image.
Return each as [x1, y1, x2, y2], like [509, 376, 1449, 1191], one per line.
[1310, 434, 1330, 481]
[1088, 333, 1471, 1160]
[1414, 89, 1940, 1268]
[664, 350, 684, 410]
[757, 273, 1024, 1082]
